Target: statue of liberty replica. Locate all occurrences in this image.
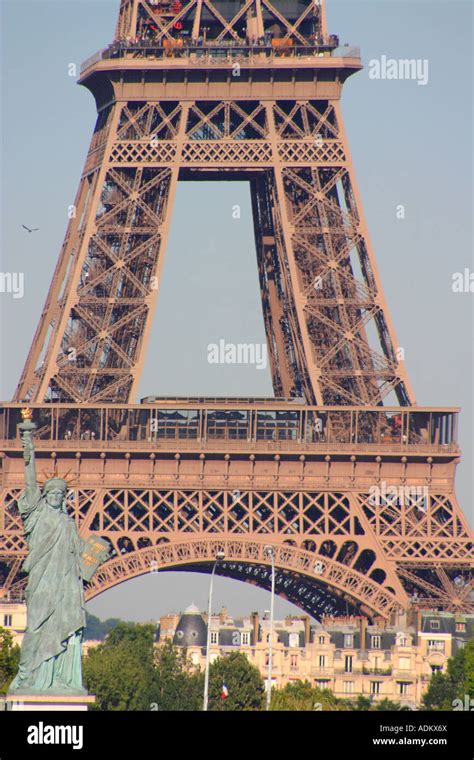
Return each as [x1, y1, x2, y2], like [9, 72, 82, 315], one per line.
[8, 409, 109, 696]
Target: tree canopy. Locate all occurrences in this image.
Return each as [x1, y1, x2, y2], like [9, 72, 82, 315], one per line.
[84, 611, 122, 641]
[422, 637, 474, 710]
[149, 639, 203, 711]
[0, 627, 20, 695]
[269, 681, 411, 711]
[207, 651, 265, 711]
[83, 622, 156, 710]
[270, 680, 342, 711]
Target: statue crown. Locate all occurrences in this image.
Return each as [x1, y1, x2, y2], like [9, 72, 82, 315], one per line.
[43, 478, 68, 494]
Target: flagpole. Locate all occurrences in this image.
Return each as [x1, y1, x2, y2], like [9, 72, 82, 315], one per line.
[203, 550, 225, 711]
[264, 545, 275, 711]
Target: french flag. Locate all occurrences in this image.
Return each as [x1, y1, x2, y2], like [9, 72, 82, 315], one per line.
[220, 682, 228, 700]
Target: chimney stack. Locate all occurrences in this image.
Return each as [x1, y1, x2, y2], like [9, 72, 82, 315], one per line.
[360, 616, 367, 651]
[416, 607, 423, 636]
[251, 611, 259, 644]
[303, 615, 311, 644]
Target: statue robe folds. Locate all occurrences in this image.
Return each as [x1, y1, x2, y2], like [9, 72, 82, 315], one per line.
[9, 486, 86, 694]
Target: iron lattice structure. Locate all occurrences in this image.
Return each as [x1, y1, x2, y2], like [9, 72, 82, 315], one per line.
[1, 0, 472, 618]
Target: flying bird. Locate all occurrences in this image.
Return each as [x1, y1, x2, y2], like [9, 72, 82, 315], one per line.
[22, 225, 39, 233]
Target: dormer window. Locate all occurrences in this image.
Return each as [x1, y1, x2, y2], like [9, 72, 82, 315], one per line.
[430, 620, 440, 630]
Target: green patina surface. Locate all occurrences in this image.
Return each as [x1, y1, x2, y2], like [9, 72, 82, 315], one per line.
[8, 421, 108, 695]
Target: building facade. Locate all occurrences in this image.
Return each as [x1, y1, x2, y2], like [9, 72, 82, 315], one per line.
[156, 605, 474, 708]
[0, 601, 26, 648]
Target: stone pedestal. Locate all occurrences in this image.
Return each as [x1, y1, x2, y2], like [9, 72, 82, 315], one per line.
[6, 693, 96, 711]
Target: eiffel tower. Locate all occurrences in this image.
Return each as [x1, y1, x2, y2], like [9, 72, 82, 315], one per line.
[1, 0, 472, 620]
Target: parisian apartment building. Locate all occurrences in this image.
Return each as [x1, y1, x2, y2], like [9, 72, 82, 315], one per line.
[156, 603, 473, 708]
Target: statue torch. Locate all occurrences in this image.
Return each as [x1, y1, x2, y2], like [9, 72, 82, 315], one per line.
[19, 408, 37, 465]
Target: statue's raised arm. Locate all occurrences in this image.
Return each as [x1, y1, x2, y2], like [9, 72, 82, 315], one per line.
[18, 408, 41, 513]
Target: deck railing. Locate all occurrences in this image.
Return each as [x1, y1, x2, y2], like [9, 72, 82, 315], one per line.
[0, 403, 459, 453]
[80, 40, 360, 75]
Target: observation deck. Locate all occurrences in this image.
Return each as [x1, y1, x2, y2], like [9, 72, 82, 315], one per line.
[0, 402, 459, 457]
[80, 39, 361, 77]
